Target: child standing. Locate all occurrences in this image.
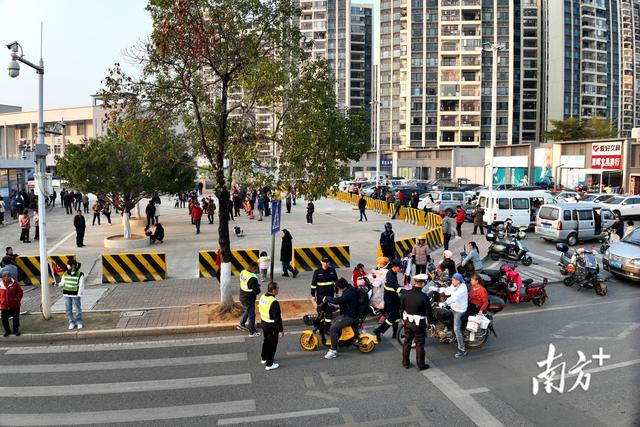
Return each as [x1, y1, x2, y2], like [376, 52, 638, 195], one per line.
[258, 251, 270, 282]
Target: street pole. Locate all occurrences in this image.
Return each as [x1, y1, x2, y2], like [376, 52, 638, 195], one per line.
[374, 65, 381, 186]
[486, 45, 499, 226]
[7, 41, 51, 319]
[599, 159, 604, 193]
[36, 57, 51, 319]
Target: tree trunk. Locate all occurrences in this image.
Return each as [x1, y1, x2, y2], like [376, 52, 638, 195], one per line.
[123, 207, 132, 239]
[216, 76, 234, 314]
[136, 202, 141, 219]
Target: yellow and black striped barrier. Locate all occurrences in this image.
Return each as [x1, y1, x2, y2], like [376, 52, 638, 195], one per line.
[377, 236, 416, 259]
[15, 254, 76, 286]
[421, 227, 444, 251]
[425, 211, 443, 229]
[293, 245, 350, 272]
[404, 207, 426, 226]
[198, 249, 259, 278]
[102, 253, 167, 284]
[387, 204, 405, 220]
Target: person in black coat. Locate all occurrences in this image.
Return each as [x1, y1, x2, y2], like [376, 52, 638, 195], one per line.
[379, 222, 396, 259]
[280, 229, 298, 277]
[73, 210, 86, 247]
[400, 274, 434, 370]
[323, 278, 358, 359]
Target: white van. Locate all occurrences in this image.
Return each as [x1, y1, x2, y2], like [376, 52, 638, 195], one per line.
[477, 190, 556, 228]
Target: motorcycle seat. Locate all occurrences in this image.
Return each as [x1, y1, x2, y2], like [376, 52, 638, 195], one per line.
[482, 269, 500, 277]
[522, 278, 534, 285]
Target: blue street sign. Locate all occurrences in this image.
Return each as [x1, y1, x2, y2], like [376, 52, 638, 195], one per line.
[271, 200, 281, 235]
[380, 159, 392, 167]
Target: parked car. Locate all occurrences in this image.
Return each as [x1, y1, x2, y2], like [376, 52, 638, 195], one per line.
[600, 195, 640, 218]
[603, 226, 640, 282]
[578, 193, 615, 204]
[534, 202, 615, 246]
[550, 191, 581, 203]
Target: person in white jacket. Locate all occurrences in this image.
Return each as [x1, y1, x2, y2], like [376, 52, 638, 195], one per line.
[59, 259, 85, 329]
[431, 272, 468, 358]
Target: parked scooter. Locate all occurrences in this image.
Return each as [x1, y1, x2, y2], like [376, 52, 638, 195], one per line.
[487, 228, 533, 266]
[492, 265, 548, 306]
[397, 290, 505, 350]
[556, 243, 607, 296]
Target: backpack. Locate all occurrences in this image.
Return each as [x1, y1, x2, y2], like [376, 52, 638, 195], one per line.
[356, 287, 369, 318]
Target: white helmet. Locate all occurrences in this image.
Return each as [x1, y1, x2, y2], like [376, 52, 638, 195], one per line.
[507, 282, 518, 293]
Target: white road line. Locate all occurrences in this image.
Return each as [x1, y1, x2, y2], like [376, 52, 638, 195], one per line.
[486, 260, 501, 270]
[0, 373, 251, 397]
[527, 252, 561, 265]
[0, 353, 247, 374]
[524, 264, 562, 279]
[567, 358, 640, 378]
[1, 336, 245, 354]
[47, 231, 76, 254]
[498, 297, 640, 318]
[0, 401, 256, 426]
[466, 387, 491, 395]
[545, 250, 561, 257]
[217, 407, 340, 426]
[389, 340, 504, 427]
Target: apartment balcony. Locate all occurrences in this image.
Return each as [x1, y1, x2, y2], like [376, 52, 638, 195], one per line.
[440, 85, 460, 97]
[441, 0, 460, 6]
[440, 100, 460, 112]
[462, 0, 481, 5]
[461, 115, 480, 127]
[461, 86, 480, 97]
[461, 10, 481, 21]
[461, 100, 480, 111]
[441, 58, 460, 67]
[439, 116, 459, 127]
[441, 41, 460, 51]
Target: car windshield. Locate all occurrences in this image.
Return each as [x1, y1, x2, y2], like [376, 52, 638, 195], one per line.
[606, 196, 624, 205]
[621, 228, 640, 245]
[580, 195, 596, 201]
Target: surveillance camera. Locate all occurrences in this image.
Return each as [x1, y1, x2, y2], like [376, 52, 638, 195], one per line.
[6, 41, 18, 52]
[7, 59, 20, 78]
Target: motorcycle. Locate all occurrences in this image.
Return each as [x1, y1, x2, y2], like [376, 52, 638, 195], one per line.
[599, 228, 615, 255]
[556, 243, 607, 296]
[487, 230, 533, 266]
[299, 302, 378, 353]
[492, 266, 548, 306]
[397, 291, 505, 350]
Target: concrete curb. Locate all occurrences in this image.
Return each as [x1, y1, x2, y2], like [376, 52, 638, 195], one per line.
[2, 318, 307, 343]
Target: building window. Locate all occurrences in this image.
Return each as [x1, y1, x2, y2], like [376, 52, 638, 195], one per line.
[76, 121, 85, 136]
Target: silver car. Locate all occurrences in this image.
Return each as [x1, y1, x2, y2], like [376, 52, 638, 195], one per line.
[603, 227, 640, 282]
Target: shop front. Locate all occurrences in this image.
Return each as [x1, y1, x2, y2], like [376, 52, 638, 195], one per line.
[557, 141, 624, 192]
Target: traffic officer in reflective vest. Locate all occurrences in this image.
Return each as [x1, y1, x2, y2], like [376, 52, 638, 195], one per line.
[60, 259, 84, 329]
[310, 256, 337, 329]
[400, 273, 434, 370]
[259, 282, 283, 371]
[237, 263, 261, 337]
[374, 260, 403, 340]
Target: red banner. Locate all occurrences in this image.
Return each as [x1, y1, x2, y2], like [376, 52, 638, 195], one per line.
[591, 155, 621, 169]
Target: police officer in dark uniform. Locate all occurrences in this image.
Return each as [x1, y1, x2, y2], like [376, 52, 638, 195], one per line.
[311, 256, 337, 330]
[400, 273, 434, 370]
[374, 260, 403, 340]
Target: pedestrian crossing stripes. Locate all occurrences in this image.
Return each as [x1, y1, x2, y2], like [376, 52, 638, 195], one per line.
[293, 245, 351, 271]
[198, 249, 259, 278]
[101, 253, 167, 283]
[0, 402, 257, 426]
[15, 254, 75, 286]
[0, 373, 251, 397]
[1, 353, 247, 374]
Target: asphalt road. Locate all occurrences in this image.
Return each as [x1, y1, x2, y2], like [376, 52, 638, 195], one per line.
[1, 264, 638, 426]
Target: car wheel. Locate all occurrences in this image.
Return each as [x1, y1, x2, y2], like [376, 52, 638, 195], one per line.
[567, 233, 578, 246]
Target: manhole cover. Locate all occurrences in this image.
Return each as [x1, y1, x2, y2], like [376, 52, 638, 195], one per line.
[121, 310, 145, 318]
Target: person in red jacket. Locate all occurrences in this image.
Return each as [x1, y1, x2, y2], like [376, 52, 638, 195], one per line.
[191, 202, 203, 234]
[0, 270, 23, 337]
[455, 205, 465, 238]
[467, 274, 489, 316]
[352, 264, 366, 287]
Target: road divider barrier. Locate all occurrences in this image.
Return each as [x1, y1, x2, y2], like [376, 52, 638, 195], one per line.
[377, 237, 416, 259]
[293, 245, 350, 271]
[421, 227, 444, 251]
[15, 254, 76, 286]
[404, 207, 426, 226]
[102, 253, 167, 284]
[425, 211, 442, 229]
[198, 249, 259, 278]
[387, 205, 405, 220]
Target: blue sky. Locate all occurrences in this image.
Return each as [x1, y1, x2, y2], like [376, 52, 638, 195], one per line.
[0, 0, 374, 111]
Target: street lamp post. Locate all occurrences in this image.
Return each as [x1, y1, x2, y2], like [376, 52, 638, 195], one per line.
[370, 64, 381, 187]
[7, 41, 51, 320]
[482, 42, 506, 227]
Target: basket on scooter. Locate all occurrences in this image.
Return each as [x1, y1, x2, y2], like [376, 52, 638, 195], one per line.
[303, 314, 317, 326]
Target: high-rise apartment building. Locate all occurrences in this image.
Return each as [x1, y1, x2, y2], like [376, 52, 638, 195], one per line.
[298, 0, 373, 109]
[543, 0, 622, 132]
[620, 0, 640, 136]
[378, 0, 542, 149]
